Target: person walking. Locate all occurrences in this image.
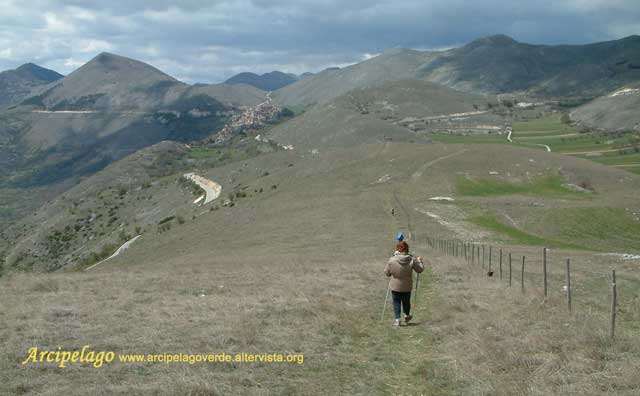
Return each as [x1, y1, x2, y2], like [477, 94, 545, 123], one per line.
[384, 240, 424, 327]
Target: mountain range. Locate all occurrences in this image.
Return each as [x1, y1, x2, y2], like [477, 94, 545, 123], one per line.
[273, 34, 640, 107]
[1, 34, 640, 226]
[0, 52, 267, 193]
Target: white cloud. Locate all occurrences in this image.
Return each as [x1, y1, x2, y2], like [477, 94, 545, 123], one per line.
[0, 48, 14, 60]
[0, 0, 638, 81]
[78, 39, 114, 53]
[63, 58, 85, 68]
[42, 12, 76, 34]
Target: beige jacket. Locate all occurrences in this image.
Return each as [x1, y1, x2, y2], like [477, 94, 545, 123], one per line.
[384, 254, 424, 292]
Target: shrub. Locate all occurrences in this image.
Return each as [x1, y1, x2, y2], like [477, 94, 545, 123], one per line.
[158, 216, 176, 225]
[578, 180, 594, 191]
[157, 223, 172, 233]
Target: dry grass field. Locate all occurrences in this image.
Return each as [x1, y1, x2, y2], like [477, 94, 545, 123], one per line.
[2, 142, 640, 395]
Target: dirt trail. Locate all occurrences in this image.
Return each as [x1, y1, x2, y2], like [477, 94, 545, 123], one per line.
[393, 190, 413, 240]
[411, 149, 468, 179]
[84, 235, 142, 271]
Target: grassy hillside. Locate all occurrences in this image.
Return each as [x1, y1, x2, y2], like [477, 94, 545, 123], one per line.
[1, 135, 281, 273]
[272, 48, 435, 107]
[1, 140, 640, 394]
[269, 79, 498, 149]
[2, 39, 640, 394]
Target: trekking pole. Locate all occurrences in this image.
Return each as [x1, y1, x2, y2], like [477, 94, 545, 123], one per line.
[413, 272, 421, 310]
[381, 279, 392, 321]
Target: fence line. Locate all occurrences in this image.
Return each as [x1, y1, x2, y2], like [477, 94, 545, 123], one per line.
[420, 236, 621, 339]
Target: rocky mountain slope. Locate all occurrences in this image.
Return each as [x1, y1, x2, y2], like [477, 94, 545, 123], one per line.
[571, 83, 640, 132]
[273, 35, 640, 107]
[0, 63, 63, 108]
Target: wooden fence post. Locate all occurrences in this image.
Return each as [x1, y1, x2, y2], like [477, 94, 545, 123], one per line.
[482, 245, 485, 268]
[489, 246, 492, 273]
[565, 259, 572, 313]
[521, 256, 526, 293]
[509, 253, 512, 286]
[499, 249, 503, 280]
[610, 269, 617, 339]
[543, 247, 548, 299]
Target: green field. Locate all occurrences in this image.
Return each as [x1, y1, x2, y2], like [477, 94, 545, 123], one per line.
[468, 205, 640, 252]
[455, 174, 589, 198]
[526, 207, 640, 252]
[575, 151, 640, 174]
[468, 214, 583, 248]
[512, 115, 574, 133]
[435, 113, 640, 175]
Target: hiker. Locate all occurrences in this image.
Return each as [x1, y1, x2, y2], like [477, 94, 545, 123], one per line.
[384, 241, 424, 326]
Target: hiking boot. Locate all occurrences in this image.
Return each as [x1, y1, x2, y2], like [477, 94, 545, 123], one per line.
[393, 319, 401, 327]
[404, 314, 413, 323]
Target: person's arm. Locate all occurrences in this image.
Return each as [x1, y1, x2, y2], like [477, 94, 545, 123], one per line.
[412, 256, 425, 273]
[384, 259, 393, 277]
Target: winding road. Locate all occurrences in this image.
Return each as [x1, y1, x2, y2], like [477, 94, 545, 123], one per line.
[184, 173, 222, 204]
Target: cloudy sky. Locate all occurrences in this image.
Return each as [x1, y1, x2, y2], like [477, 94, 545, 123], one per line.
[0, 0, 638, 83]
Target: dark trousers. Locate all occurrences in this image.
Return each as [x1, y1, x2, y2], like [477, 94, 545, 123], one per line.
[391, 291, 411, 319]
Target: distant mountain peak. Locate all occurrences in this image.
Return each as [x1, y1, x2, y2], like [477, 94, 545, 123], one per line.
[466, 34, 518, 48]
[75, 52, 177, 83]
[14, 63, 63, 81]
[0, 62, 63, 107]
[225, 70, 297, 91]
[88, 52, 142, 68]
[16, 63, 41, 72]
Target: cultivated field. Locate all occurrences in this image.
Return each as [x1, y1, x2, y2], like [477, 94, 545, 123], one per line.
[431, 113, 640, 175]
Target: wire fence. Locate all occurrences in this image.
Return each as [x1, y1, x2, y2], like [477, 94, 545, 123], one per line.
[419, 236, 627, 339]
